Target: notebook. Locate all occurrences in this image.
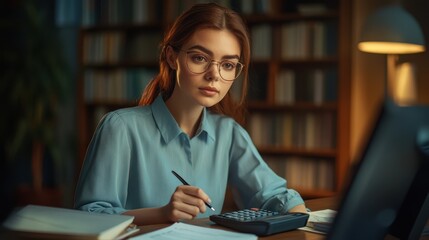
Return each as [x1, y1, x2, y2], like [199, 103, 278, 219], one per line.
[2, 205, 134, 240]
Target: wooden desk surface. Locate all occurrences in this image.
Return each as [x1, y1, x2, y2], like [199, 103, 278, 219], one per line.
[1, 197, 426, 239]
[131, 197, 429, 240]
[132, 197, 339, 240]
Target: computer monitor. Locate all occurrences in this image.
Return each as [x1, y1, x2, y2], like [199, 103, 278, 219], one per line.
[327, 99, 429, 240]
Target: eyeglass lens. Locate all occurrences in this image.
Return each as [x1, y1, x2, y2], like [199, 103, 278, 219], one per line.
[186, 52, 243, 81]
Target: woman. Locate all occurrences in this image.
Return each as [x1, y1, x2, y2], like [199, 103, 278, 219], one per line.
[74, 3, 306, 225]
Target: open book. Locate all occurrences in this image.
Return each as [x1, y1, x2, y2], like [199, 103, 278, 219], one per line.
[2, 205, 134, 240]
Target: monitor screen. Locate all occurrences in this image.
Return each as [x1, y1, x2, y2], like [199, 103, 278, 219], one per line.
[327, 99, 429, 240]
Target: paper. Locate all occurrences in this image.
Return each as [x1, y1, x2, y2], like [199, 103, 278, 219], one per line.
[299, 209, 337, 234]
[116, 225, 140, 240]
[130, 222, 257, 240]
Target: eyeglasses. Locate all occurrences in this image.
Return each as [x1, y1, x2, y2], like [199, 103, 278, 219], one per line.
[183, 50, 244, 81]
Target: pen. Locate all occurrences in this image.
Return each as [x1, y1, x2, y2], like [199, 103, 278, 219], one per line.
[171, 170, 216, 211]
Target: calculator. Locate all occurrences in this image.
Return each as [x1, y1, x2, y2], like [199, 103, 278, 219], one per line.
[209, 209, 309, 236]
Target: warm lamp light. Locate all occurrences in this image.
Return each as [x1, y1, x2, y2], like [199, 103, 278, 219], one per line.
[395, 62, 417, 105]
[358, 42, 424, 54]
[358, 5, 425, 54]
[358, 4, 426, 104]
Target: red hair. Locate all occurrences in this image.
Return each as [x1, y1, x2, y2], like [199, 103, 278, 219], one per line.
[138, 3, 250, 125]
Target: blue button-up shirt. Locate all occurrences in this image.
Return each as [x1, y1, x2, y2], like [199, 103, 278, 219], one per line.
[74, 96, 304, 218]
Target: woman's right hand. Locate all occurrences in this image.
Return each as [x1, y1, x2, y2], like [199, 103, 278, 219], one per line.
[162, 185, 212, 222]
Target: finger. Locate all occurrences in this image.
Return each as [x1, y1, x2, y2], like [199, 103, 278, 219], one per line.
[174, 187, 207, 213]
[180, 185, 212, 205]
[169, 207, 194, 222]
[182, 197, 206, 213]
[170, 198, 201, 219]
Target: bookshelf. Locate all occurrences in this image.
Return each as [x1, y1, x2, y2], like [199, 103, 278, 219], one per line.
[242, 0, 351, 199]
[76, 0, 164, 171]
[76, 0, 351, 199]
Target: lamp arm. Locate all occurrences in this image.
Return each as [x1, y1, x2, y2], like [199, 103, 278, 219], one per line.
[386, 54, 398, 101]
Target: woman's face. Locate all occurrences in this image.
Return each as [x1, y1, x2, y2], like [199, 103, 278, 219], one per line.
[169, 28, 241, 108]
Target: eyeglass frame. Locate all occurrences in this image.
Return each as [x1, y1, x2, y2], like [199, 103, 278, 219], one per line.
[176, 48, 244, 81]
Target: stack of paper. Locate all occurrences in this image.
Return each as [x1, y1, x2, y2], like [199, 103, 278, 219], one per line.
[2, 205, 135, 239]
[299, 209, 337, 234]
[130, 222, 257, 240]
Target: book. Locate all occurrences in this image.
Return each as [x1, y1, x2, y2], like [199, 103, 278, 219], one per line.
[2, 204, 135, 240]
[251, 24, 272, 60]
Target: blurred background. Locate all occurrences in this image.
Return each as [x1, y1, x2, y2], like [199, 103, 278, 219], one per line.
[1, 0, 428, 223]
[1, 0, 80, 221]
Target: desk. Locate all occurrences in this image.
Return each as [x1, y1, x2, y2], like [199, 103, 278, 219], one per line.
[131, 197, 429, 240]
[133, 197, 338, 240]
[1, 197, 427, 239]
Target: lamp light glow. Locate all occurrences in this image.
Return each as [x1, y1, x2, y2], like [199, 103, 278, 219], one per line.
[358, 5, 425, 54]
[358, 42, 425, 54]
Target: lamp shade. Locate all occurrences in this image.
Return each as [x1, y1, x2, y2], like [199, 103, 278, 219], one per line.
[358, 5, 425, 54]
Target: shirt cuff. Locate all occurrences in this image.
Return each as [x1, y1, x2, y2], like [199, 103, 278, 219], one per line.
[78, 202, 127, 215]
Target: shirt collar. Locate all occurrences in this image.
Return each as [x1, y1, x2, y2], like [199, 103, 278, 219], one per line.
[151, 96, 215, 143]
[199, 108, 216, 142]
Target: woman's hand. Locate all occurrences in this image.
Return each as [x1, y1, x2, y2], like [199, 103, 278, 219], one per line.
[162, 185, 212, 222]
[122, 185, 212, 225]
[288, 204, 308, 213]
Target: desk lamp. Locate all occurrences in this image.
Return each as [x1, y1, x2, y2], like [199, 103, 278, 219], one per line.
[357, 4, 425, 105]
[356, 6, 428, 240]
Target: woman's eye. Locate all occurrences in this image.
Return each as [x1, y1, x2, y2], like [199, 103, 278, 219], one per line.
[191, 55, 207, 63]
[221, 61, 236, 71]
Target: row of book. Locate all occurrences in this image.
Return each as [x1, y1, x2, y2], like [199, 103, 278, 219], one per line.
[265, 156, 335, 190]
[84, 69, 156, 103]
[82, 32, 161, 64]
[281, 21, 337, 59]
[82, 67, 336, 105]
[275, 68, 337, 104]
[82, 0, 162, 26]
[166, 0, 333, 18]
[168, 0, 278, 18]
[81, 0, 335, 27]
[248, 112, 336, 149]
[251, 21, 337, 60]
[251, 24, 272, 59]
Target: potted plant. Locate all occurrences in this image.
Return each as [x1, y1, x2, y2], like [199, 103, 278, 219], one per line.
[0, 0, 71, 207]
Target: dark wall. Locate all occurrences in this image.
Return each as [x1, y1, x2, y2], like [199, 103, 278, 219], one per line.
[0, 0, 79, 221]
